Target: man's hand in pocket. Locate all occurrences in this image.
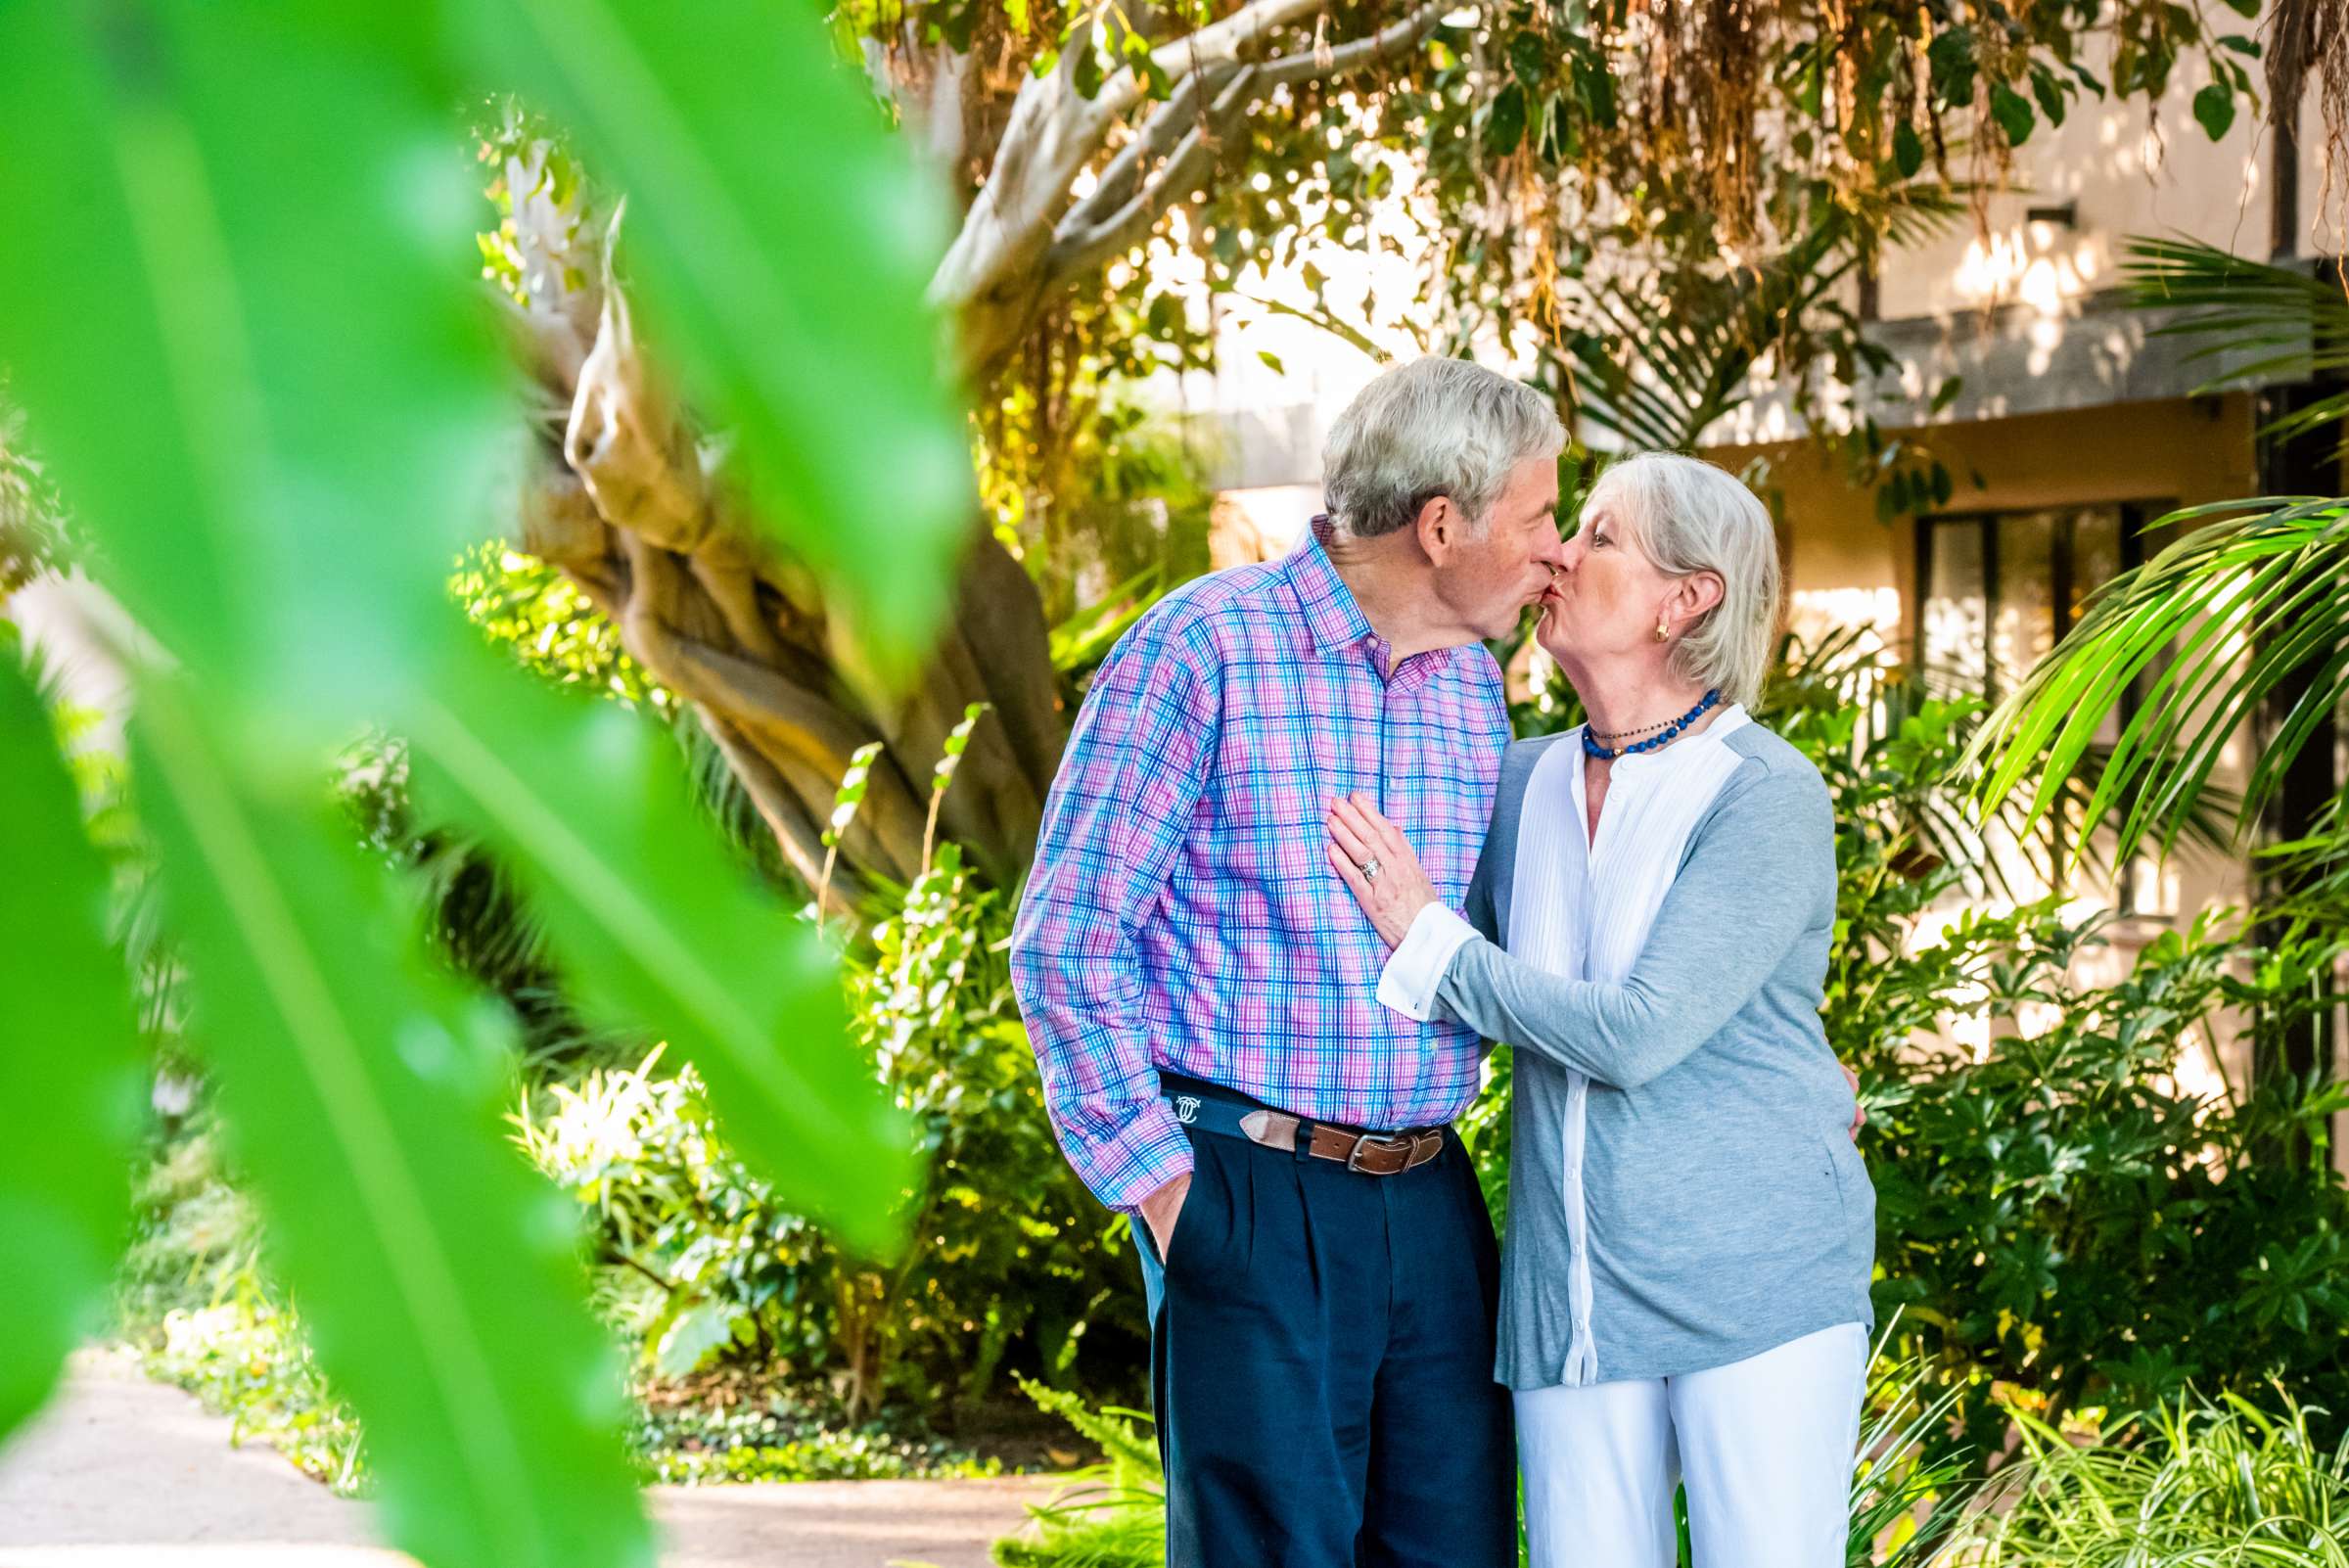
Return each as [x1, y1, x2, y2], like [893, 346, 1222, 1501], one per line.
[1140, 1172, 1192, 1260]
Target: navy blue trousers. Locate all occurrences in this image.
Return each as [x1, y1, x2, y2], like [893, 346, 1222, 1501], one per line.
[1133, 1117, 1516, 1568]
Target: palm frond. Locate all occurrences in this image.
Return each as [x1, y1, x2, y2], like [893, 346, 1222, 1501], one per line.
[1968, 495, 2349, 868]
[1564, 186, 1964, 454]
[2123, 237, 2349, 446]
[1770, 629, 2238, 905]
[1567, 227, 1858, 452]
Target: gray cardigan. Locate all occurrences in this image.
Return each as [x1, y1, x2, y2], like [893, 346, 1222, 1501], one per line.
[1441, 722, 1876, 1389]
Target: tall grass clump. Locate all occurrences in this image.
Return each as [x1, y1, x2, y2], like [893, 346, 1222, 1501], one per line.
[1964, 1391, 2349, 1565]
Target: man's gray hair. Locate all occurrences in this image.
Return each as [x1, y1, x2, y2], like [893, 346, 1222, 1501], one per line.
[1588, 452, 1781, 711]
[1322, 358, 1565, 539]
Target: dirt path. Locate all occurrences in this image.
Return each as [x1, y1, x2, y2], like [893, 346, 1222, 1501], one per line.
[0, 1352, 1063, 1568]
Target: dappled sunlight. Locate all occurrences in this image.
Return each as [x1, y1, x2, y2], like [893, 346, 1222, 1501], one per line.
[1786, 587, 1901, 649]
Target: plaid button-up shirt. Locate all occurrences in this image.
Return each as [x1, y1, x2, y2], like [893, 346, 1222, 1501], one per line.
[1009, 529, 1509, 1212]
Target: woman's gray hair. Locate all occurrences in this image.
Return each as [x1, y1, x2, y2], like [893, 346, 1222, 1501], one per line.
[1588, 452, 1781, 710]
[1322, 358, 1564, 539]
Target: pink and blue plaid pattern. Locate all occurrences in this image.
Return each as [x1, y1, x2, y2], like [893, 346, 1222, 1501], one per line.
[1009, 529, 1508, 1213]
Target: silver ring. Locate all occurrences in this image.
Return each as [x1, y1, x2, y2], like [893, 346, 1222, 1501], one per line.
[1359, 856, 1383, 882]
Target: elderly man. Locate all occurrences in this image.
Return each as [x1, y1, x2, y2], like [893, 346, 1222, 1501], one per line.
[1010, 357, 1566, 1567]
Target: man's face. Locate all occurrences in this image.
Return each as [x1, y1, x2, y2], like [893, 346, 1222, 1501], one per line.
[1430, 456, 1567, 640]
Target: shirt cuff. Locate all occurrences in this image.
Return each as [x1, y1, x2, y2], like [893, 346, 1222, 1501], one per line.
[1084, 1105, 1197, 1216]
[1377, 904, 1481, 1023]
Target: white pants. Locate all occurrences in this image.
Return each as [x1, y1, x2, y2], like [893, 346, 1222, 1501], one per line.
[1516, 1321, 1868, 1568]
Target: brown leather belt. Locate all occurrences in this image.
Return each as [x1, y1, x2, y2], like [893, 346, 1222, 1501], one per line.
[1235, 1108, 1447, 1176]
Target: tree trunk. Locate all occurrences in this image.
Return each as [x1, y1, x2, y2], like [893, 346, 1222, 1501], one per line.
[493, 3, 1450, 898]
[500, 143, 1065, 899]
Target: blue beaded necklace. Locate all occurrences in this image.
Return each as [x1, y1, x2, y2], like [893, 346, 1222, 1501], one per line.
[1581, 688, 1723, 761]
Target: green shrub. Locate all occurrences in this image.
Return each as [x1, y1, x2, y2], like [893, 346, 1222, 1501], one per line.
[1858, 906, 2349, 1458]
[521, 844, 1146, 1423]
[989, 1376, 1166, 1568]
[625, 1389, 1000, 1485]
[139, 1295, 367, 1493]
[114, 1116, 370, 1493]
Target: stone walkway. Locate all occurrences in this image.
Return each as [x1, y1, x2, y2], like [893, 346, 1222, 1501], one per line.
[0, 1353, 1061, 1568]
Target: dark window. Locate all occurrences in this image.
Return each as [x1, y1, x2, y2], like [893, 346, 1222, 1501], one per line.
[1914, 502, 2175, 908]
[1913, 504, 2153, 702]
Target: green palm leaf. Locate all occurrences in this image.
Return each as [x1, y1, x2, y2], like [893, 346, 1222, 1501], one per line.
[1968, 495, 2349, 866]
[0, 0, 916, 1222]
[134, 679, 653, 1568]
[0, 658, 145, 1441]
[2124, 236, 2349, 447]
[0, 2, 949, 1557]
[1565, 191, 1958, 452]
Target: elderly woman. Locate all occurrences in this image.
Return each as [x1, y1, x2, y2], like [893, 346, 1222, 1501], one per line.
[1325, 452, 1875, 1568]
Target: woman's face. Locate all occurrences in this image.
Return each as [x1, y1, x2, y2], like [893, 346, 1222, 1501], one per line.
[1536, 492, 1676, 671]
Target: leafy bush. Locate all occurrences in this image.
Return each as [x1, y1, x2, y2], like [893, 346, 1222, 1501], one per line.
[142, 1297, 367, 1493]
[521, 843, 1146, 1425]
[113, 1116, 370, 1493]
[625, 1383, 1000, 1485]
[989, 1377, 1166, 1568]
[1858, 905, 2349, 1458]
[843, 844, 1150, 1413]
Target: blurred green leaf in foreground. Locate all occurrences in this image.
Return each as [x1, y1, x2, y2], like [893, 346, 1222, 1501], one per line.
[0, 2, 964, 1564]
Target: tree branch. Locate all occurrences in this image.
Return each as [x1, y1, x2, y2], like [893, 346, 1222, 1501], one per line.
[1043, 65, 1260, 286]
[1256, 0, 1448, 86]
[1143, 0, 1330, 80]
[931, 0, 1336, 331]
[1041, 0, 1450, 290]
[1071, 68, 1216, 231]
[490, 133, 1062, 897]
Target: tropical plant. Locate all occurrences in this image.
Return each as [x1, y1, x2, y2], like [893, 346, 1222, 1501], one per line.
[1554, 192, 1964, 462]
[0, 8, 971, 1568]
[989, 1377, 1169, 1568]
[1970, 238, 2349, 906]
[1958, 1390, 2349, 1564]
[511, 704, 1144, 1426]
[2127, 237, 2349, 450]
[521, 934, 1146, 1430]
[1969, 490, 2349, 889]
[1860, 904, 2349, 1459]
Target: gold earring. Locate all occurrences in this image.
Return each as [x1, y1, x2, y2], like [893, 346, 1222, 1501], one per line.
[1653, 616, 1670, 643]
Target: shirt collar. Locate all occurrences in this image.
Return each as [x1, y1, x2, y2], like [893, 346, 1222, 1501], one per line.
[1283, 518, 1376, 655]
[1284, 518, 1453, 676]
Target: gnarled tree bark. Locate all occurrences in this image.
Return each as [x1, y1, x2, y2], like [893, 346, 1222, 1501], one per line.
[499, 0, 1447, 900]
